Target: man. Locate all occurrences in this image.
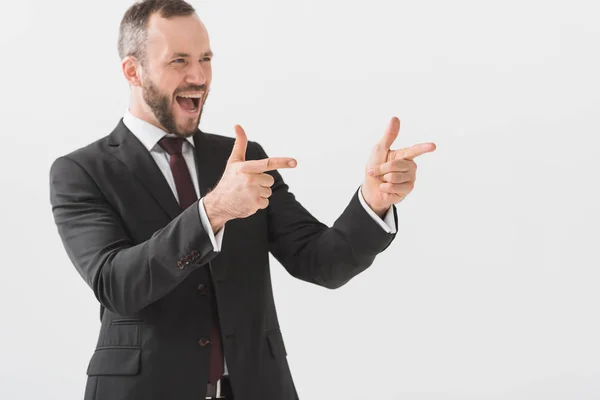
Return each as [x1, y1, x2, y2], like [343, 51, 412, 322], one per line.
[49, 0, 436, 399]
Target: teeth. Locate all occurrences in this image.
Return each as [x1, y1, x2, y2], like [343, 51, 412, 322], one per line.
[177, 93, 202, 99]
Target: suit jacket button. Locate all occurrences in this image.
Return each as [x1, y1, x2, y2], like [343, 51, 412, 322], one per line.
[198, 338, 210, 346]
[197, 284, 207, 295]
[177, 260, 184, 269]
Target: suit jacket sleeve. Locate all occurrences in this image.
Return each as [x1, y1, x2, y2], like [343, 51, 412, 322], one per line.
[252, 142, 397, 289]
[49, 156, 219, 315]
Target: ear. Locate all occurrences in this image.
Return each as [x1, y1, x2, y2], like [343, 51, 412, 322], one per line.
[122, 56, 142, 87]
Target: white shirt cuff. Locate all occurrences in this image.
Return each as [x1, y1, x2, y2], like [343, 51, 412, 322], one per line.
[358, 186, 397, 234]
[198, 197, 225, 252]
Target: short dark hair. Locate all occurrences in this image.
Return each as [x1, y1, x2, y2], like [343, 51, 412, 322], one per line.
[118, 0, 196, 64]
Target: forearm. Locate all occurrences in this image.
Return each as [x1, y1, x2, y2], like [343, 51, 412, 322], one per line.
[269, 186, 396, 289]
[250, 142, 397, 289]
[92, 204, 217, 314]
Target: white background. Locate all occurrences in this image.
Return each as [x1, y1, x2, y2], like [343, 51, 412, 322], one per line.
[1, 0, 599, 399]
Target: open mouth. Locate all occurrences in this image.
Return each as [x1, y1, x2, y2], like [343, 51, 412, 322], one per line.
[175, 93, 202, 114]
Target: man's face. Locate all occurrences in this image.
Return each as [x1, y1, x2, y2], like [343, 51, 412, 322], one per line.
[139, 13, 213, 137]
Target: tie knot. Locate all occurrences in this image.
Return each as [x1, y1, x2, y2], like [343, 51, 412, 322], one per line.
[158, 136, 186, 155]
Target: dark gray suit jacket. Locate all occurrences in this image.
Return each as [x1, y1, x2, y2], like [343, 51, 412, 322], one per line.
[49, 120, 397, 400]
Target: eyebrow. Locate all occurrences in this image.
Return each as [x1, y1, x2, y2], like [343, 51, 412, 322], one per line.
[170, 51, 214, 58]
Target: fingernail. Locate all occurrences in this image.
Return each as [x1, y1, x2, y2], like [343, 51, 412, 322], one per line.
[368, 168, 375, 176]
[288, 160, 296, 167]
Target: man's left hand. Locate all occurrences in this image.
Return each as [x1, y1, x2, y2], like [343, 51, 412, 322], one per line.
[362, 117, 436, 216]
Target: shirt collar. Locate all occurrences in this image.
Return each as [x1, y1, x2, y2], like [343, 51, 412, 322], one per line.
[122, 109, 195, 152]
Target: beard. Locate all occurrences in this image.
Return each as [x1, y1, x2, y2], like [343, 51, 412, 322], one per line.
[141, 76, 207, 138]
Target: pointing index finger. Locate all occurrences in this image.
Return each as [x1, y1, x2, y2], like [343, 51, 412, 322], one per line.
[393, 142, 437, 160]
[238, 157, 297, 173]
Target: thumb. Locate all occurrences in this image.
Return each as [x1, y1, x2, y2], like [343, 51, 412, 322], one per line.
[228, 124, 248, 163]
[367, 117, 400, 167]
[377, 117, 400, 151]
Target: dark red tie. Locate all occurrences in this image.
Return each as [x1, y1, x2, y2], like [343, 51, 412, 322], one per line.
[158, 137, 197, 209]
[158, 137, 224, 384]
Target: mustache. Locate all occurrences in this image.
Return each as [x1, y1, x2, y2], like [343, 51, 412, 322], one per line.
[174, 85, 207, 96]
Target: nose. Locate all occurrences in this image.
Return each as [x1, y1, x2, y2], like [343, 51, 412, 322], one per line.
[186, 62, 207, 85]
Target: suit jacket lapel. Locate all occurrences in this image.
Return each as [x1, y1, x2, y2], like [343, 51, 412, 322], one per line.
[107, 119, 182, 220]
[192, 130, 228, 198]
[107, 119, 231, 277]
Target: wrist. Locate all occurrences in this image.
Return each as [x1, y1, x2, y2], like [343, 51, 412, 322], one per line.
[361, 185, 388, 218]
[203, 191, 230, 233]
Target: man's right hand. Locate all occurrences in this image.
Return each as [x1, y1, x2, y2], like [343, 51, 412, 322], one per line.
[203, 125, 297, 232]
